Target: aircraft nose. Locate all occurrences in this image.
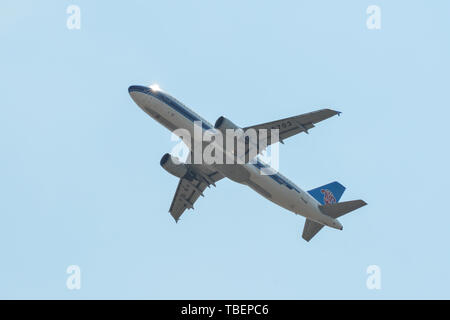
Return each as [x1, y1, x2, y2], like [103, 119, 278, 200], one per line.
[128, 85, 147, 95]
[128, 85, 150, 108]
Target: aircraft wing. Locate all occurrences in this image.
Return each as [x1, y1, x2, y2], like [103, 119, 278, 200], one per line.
[243, 108, 340, 147]
[169, 166, 224, 222]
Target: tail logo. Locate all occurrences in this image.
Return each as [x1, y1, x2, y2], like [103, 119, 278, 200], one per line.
[321, 189, 336, 204]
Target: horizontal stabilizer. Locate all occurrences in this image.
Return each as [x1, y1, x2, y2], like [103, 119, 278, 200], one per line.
[301, 200, 367, 242]
[319, 200, 367, 218]
[302, 219, 325, 242]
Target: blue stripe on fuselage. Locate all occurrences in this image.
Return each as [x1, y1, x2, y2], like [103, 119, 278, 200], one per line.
[253, 160, 301, 193]
[129, 86, 212, 131]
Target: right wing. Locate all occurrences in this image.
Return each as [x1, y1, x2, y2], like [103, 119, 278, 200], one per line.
[243, 109, 340, 151]
[169, 166, 223, 222]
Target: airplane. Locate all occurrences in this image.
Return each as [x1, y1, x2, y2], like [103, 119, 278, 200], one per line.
[128, 84, 367, 241]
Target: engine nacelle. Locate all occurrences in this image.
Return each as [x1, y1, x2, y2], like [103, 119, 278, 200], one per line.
[160, 153, 188, 178]
[214, 116, 240, 132]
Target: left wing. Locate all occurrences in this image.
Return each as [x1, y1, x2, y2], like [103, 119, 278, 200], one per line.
[169, 166, 223, 222]
[243, 108, 340, 147]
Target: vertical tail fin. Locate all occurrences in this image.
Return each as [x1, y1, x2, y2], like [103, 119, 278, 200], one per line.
[307, 181, 345, 205]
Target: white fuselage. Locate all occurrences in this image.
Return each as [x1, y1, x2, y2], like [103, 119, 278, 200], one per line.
[129, 85, 342, 230]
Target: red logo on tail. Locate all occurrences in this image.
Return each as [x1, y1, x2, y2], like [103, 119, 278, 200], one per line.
[321, 189, 336, 204]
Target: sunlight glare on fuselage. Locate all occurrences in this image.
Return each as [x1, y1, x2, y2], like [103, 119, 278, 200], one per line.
[149, 84, 161, 91]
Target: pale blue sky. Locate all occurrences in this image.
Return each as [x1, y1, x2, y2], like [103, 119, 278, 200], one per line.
[1, 1, 449, 299]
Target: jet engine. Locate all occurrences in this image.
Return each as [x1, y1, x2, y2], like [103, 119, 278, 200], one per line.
[160, 153, 188, 178]
[214, 116, 240, 132]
